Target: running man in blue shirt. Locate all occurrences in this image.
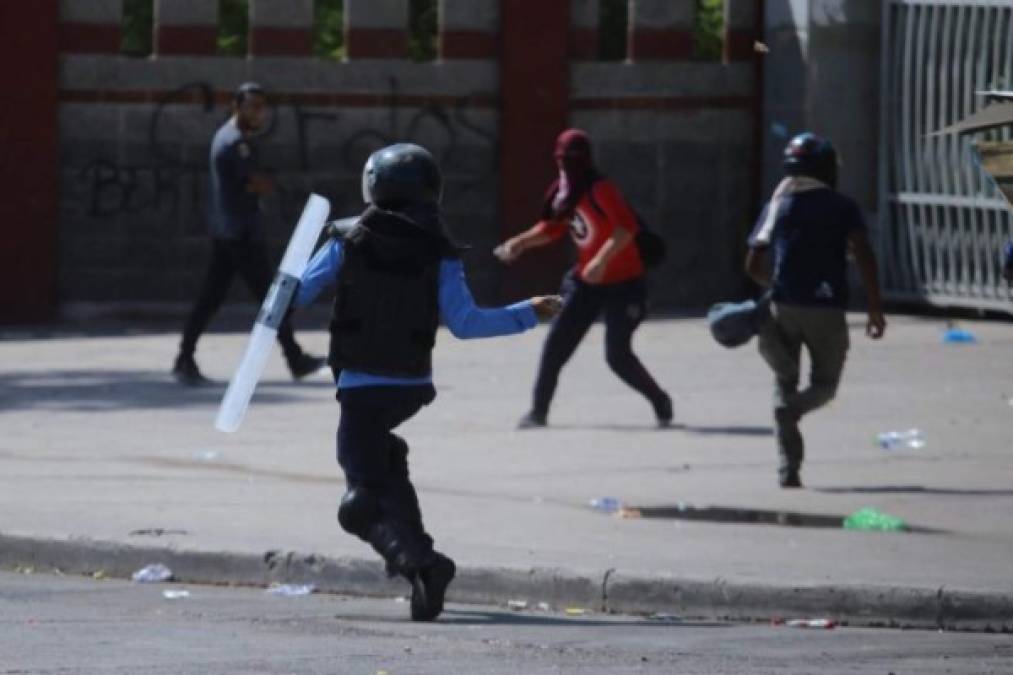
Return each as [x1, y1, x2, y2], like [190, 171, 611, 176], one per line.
[294, 144, 561, 621]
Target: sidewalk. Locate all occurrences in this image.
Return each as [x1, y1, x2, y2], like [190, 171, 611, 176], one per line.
[1, 313, 1011, 629]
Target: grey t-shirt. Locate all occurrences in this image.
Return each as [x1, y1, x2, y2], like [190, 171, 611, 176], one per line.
[207, 119, 261, 240]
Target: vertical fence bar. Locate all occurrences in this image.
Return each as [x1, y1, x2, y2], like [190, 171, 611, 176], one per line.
[966, 6, 985, 295]
[913, 4, 931, 293]
[879, 0, 896, 292]
[907, 3, 923, 291]
[951, 4, 970, 295]
[926, 4, 943, 293]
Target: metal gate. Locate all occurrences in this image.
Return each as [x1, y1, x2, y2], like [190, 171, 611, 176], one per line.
[880, 0, 1013, 313]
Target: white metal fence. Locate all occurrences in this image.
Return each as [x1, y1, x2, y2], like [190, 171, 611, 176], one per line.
[879, 0, 1013, 313]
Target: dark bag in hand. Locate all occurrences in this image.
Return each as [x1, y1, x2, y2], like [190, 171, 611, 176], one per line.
[707, 293, 772, 348]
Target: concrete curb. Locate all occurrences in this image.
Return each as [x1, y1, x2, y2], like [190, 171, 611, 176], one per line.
[1, 533, 1009, 632]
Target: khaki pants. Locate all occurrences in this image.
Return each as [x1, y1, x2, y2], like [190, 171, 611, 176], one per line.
[757, 303, 849, 476]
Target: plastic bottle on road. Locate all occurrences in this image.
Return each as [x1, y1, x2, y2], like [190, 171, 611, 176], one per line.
[589, 497, 622, 513]
[266, 583, 315, 597]
[132, 563, 173, 583]
[876, 429, 925, 450]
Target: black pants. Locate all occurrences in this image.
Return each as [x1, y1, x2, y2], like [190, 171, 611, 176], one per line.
[180, 238, 303, 361]
[532, 275, 666, 417]
[337, 385, 438, 566]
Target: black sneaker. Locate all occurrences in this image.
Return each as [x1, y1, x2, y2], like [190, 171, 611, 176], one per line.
[517, 411, 547, 429]
[172, 354, 210, 386]
[288, 353, 326, 380]
[779, 471, 803, 489]
[410, 553, 456, 622]
[653, 393, 673, 428]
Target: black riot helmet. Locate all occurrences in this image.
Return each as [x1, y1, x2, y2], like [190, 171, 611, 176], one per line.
[783, 132, 838, 188]
[361, 143, 443, 208]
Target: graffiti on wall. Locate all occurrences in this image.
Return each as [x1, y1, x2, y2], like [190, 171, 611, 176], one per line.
[76, 78, 498, 225]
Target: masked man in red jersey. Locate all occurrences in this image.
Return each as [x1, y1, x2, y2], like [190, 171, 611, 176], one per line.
[496, 129, 673, 428]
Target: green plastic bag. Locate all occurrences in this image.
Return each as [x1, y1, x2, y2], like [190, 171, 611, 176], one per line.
[843, 507, 907, 532]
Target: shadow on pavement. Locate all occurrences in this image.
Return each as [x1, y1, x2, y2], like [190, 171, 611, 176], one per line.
[0, 369, 333, 412]
[544, 423, 773, 436]
[815, 485, 1013, 497]
[624, 504, 944, 534]
[344, 607, 728, 628]
[680, 424, 774, 436]
[440, 609, 727, 627]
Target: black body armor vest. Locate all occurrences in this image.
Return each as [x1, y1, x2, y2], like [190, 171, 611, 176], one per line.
[329, 207, 457, 378]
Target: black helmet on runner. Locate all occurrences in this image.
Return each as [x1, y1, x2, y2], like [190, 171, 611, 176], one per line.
[361, 143, 443, 208]
[783, 132, 838, 187]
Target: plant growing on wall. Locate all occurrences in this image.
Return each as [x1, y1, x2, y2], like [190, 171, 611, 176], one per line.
[409, 0, 438, 62]
[314, 0, 345, 59]
[121, 0, 153, 57]
[217, 0, 249, 56]
[695, 0, 725, 60]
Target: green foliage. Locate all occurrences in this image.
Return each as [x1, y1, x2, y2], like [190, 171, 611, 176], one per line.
[218, 0, 249, 57]
[694, 0, 725, 61]
[121, 0, 153, 57]
[314, 0, 345, 60]
[598, 0, 628, 61]
[409, 0, 438, 62]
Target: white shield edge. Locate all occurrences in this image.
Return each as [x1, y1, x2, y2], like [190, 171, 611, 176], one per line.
[215, 194, 333, 433]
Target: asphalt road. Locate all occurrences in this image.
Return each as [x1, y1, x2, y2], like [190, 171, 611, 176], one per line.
[1, 571, 1011, 674]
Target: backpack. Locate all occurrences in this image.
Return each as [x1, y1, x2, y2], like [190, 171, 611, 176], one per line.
[586, 184, 667, 268]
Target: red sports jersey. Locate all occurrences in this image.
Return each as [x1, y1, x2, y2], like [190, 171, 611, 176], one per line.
[534, 179, 644, 284]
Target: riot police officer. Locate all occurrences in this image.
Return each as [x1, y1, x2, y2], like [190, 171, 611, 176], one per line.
[293, 143, 561, 621]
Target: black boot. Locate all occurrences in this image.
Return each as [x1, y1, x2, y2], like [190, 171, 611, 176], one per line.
[410, 552, 456, 622]
[288, 352, 327, 380]
[653, 392, 673, 428]
[517, 410, 547, 429]
[172, 353, 210, 386]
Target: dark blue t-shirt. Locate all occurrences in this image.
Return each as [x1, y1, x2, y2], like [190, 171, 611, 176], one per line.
[748, 188, 866, 308]
[208, 120, 260, 240]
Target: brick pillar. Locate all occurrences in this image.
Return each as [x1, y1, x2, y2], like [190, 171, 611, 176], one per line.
[627, 0, 694, 61]
[58, 0, 121, 54]
[155, 0, 219, 56]
[1, 0, 59, 322]
[570, 0, 599, 60]
[344, 0, 408, 59]
[439, 0, 498, 60]
[249, 0, 313, 56]
[724, 0, 759, 63]
[499, 0, 571, 300]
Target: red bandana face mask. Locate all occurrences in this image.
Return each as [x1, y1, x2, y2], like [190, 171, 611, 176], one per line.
[549, 129, 595, 219]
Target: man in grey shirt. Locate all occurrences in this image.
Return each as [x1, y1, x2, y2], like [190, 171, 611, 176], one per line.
[172, 83, 325, 385]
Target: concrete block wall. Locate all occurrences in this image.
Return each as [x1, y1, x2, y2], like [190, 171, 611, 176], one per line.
[56, 0, 502, 306]
[762, 0, 881, 213]
[51, 0, 761, 310]
[568, 0, 760, 307]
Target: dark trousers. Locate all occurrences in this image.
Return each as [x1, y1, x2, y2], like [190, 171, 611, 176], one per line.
[180, 238, 302, 361]
[757, 303, 849, 476]
[532, 275, 667, 417]
[337, 385, 438, 566]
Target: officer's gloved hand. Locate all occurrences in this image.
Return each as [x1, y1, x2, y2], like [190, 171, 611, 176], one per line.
[531, 295, 563, 320]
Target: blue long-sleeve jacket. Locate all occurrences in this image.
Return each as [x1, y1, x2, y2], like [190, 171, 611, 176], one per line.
[295, 239, 537, 389]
